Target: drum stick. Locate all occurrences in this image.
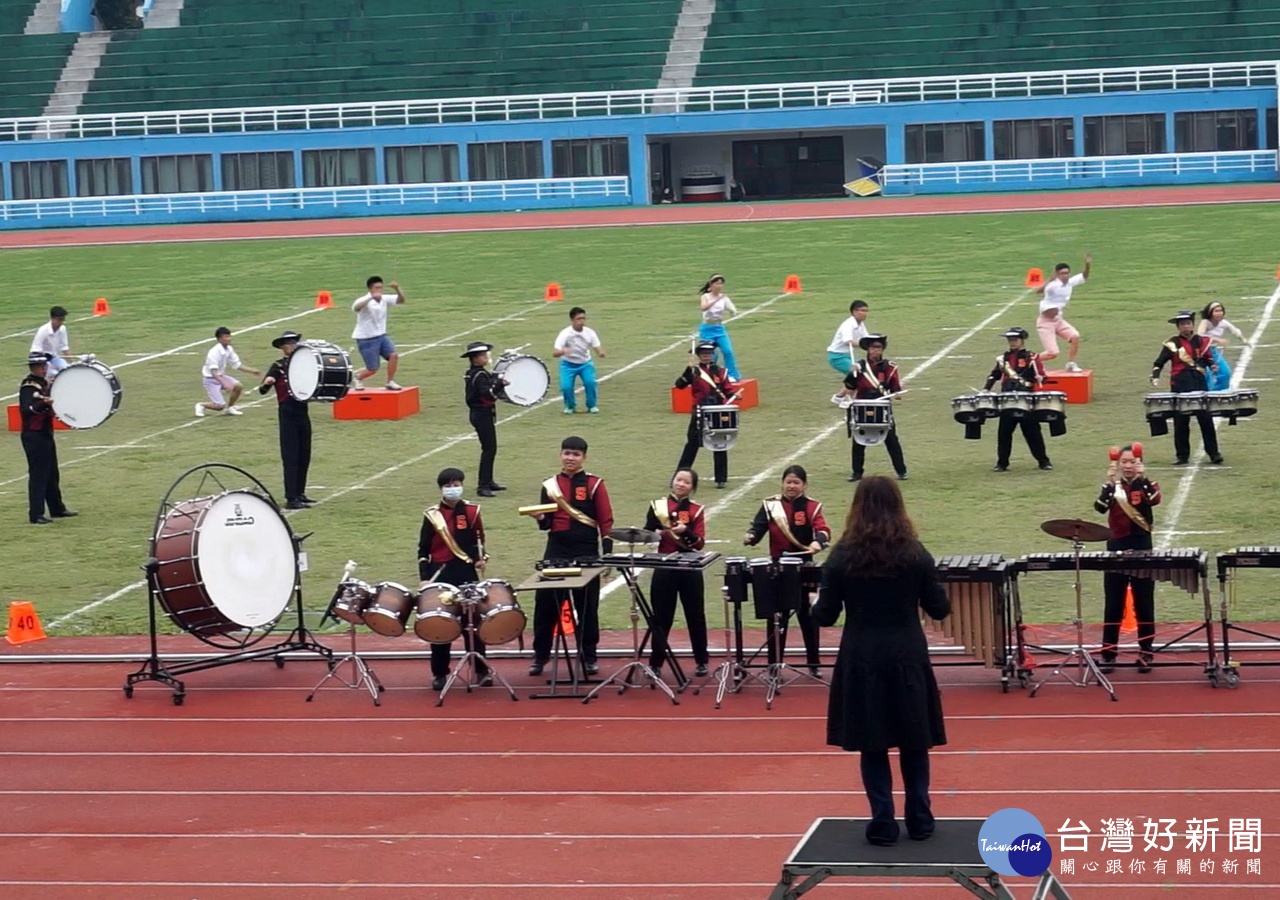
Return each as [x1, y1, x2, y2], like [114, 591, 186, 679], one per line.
[879, 389, 910, 400]
[341, 559, 358, 582]
[519, 503, 559, 517]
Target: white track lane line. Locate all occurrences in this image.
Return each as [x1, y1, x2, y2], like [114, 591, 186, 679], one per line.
[1155, 280, 1280, 544]
[49, 293, 795, 628]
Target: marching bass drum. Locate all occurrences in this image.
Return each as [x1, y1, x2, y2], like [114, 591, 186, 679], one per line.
[288, 340, 352, 402]
[50, 359, 122, 428]
[493, 353, 550, 407]
[152, 491, 297, 641]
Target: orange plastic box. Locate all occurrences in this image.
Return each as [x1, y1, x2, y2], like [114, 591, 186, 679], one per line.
[671, 377, 759, 414]
[7, 405, 69, 431]
[1039, 369, 1093, 404]
[332, 386, 420, 421]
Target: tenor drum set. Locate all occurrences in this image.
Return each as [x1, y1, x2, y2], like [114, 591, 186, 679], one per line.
[1143, 389, 1258, 436]
[949, 391, 1068, 438]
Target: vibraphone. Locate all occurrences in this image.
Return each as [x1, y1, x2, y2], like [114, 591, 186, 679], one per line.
[1014, 548, 1219, 682]
[933, 555, 1018, 689]
[1214, 546, 1280, 685]
[595, 551, 721, 570]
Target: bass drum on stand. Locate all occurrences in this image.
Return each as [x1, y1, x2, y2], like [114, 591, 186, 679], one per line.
[493, 353, 549, 407]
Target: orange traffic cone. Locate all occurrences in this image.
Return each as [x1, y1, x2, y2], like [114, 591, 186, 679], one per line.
[783, 274, 802, 294]
[315, 291, 333, 309]
[544, 282, 563, 303]
[1024, 268, 1044, 289]
[1120, 585, 1138, 635]
[92, 297, 110, 316]
[1275, 265, 1280, 281]
[553, 598, 576, 637]
[6, 601, 47, 645]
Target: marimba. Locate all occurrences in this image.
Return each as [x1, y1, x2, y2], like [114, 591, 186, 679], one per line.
[1214, 546, 1280, 686]
[933, 554, 1017, 687]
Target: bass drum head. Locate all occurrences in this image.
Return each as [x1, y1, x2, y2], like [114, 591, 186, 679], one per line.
[195, 492, 296, 628]
[496, 355, 549, 406]
[50, 362, 120, 428]
[288, 344, 322, 400]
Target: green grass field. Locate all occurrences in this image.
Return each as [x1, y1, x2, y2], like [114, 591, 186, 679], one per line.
[4, 201, 1280, 641]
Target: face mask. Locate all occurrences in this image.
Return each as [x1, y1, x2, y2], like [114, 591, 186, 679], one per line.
[441, 486, 463, 502]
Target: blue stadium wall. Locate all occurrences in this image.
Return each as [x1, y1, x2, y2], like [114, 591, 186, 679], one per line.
[0, 83, 1274, 229]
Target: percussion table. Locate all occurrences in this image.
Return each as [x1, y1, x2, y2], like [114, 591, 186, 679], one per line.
[515, 567, 609, 699]
[1214, 546, 1280, 687]
[769, 818, 1074, 899]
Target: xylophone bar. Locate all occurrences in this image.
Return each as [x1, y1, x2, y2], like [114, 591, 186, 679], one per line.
[1216, 546, 1280, 578]
[1017, 549, 1206, 595]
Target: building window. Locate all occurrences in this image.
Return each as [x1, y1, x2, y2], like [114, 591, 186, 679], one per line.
[904, 122, 984, 164]
[141, 154, 214, 193]
[1268, 109, 1278, 150]
[1174, 110, 1259, 152]
[301, 148, 376, 188]
[222, 152, 296, 191]
[1083, 114, 1166, 156]
[993, 118, 1074, 160]
[11, 160, 69, 200]
[75, 157, 132, 197]
[467, 141, 544, 181]
[551, 138, 630, 177]
[385, 144, 460, 184]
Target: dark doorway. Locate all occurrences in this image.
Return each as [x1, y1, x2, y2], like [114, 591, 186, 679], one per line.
[647, 141, 673, 203]
[732, 136, 845, 199]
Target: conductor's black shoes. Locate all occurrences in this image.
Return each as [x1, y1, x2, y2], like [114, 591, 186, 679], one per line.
[528, 660, 547, 676]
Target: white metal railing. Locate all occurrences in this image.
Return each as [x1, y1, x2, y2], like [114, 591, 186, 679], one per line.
[1, 59, 1275, 141]
[882, 150, 1278, 186]
[0, 176, 630, 222]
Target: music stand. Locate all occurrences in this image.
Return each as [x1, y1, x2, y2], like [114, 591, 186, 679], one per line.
[1029, 518, 1118, 701]
[516, 568, 608, 700]
[307, 569, 383, 707]
[436, 583, 519, 706]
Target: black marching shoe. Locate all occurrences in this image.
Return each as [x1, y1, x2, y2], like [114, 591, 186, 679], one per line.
[1210, 454, 1224, 465]
[848, 472, 862, 482]
[1173, 457, 1189, 466]
[431, 675, 447, 691]
[583, 662, 600, 676]
[715, 482, 727, 489]
[479, 671, 494, 687]
[297, 495, 317, 505]
[30, 517, 53, 525]
[528, 659, 547, 676]
[992, 463, 1009, 472]
[484, 483, 508, 491]
[477, 487, 497, 497]
[896, 471, 909, 481]
[695, 663, 709, 677]
[285, 499, 306, 510]
[1137, 653, 1154, 674]
[51, 509, 78, 518]
[1097, 657, 1116, 675]
[1038, 461, 1054, 471]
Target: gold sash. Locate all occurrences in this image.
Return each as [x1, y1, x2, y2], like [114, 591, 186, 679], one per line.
[424, 504, 474, 564]
[1112, 481, 1151, 533]
[543, 476, 599, 530]
[695, 365, 727, 401]
[763, 497, 812, 552]
[1002, 354, 1033, 388]
[1164, 340, 1196, 368]
[651, 499, 673, 529]
[856, 361, 890, 395]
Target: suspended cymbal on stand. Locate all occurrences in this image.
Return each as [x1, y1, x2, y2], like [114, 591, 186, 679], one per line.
[608, 527, 660, 545]
[1040, 518, 1112, 543]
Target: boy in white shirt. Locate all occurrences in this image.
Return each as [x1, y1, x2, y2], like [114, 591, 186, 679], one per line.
[196, 327, 261, 417]
[1035, 254, 1092, 371]
[30, 306, 75, 377]
[351, 275, 407, 390]
[553, 306, 606, 414]
[825, 300, 870, 374]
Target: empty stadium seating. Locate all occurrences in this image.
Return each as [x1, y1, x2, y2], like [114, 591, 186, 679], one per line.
[0, 2, 77, 119]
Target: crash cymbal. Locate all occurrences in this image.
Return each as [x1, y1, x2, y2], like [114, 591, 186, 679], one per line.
[608, 527, 660, 544]
[1040, 518, 1112, 543]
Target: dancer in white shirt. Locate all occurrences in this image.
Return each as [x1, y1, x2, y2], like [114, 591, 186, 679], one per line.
[553, 306, 606, 414]
[196, 327, 261, 417]
[826, 300, 870, 374]
[30, 306, 75, 377]
[1034, 254, 1092, 371]
[352, 275, 407, 390]
[698, 274, 741, 380]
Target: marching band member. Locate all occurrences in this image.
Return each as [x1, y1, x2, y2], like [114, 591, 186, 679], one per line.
[642, 468, 710, 677]
[1093, 445, 1160, 673]
[258, 331, 313, 510]
[418, 467, 491, 691]
[698, 274, 741, 380]
[1151, 310, 1222, 465]
[529, 436, 615, 676]
[837, 333, 907, 483]
[1198, 301, 1248, 392]
[983, 327, 1053, 472]
[461, 341, 505, 497]
[20, 351, 76, 525]
[744, 465, 830, 675]
[675, 340, 738, 489]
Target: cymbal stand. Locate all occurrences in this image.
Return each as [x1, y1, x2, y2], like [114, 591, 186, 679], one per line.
[762, 606, 825, 710]
[1029, 537, 1118, 701]
[307, 576, 384, 707]
[438, 587, 519, 707]
[707, 586, 770, 708]
[584, 558, 678, 705]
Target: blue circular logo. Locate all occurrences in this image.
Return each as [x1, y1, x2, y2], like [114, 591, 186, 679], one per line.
[979, 808, 1052, 877]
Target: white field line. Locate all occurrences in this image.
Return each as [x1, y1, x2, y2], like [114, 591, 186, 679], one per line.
[48, 293, 794, 628]
[598, 289, 1035, 600]
[1155, 280, 1280, 544]
[0, 311, 100, 343]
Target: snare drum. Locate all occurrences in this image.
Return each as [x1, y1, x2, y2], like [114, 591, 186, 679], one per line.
[333, 579, 374, 624]
[412, 583, 462, 643]
[723, 556, 750, 605]
[493, 353, 550, 407]
[473, 579, 526, 645]
[288, 340, 352, 402]
[49, 360, 122, 428]
[699, 403, 740, 451]
[848, 399, 893, 447]
[364, 581, 418, 637]
[749, 556, 803, 619]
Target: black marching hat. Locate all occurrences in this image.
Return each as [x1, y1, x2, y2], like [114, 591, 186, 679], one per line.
[1168, 310, 1196, 324]
[695, 340, 718, 353]
[26, 351, 52, 366]
[859, 333, 888, 350]
[1003, 326, 1030, 339]
[271, 330, 303, 349]
[460, 341, 494, 358]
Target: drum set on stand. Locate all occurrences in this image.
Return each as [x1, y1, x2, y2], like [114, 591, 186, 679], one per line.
[949, 390, 1068, 439]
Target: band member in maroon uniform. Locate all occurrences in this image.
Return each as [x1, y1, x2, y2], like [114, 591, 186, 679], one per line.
[419, 467, 491, 691]
[529, 436, 615, 675]
[258, 331, 313, 509]
[19, 351, 75, 524]
[676, 340, 739, 488]
[744, 465, 831, 675]
[1151, 310, 1222, 465]
[461, 341, 505, 497]
[1093, 444, 1160, 673]
[838, 333, 907, 482]
[642, 468, 709, 676]
[983, 327, 1052, 472]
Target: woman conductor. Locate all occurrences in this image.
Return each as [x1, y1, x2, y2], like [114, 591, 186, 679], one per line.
[813, 476, 950, 847]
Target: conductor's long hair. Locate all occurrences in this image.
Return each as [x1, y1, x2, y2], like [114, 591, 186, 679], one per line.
[834, 476, 919, 575]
